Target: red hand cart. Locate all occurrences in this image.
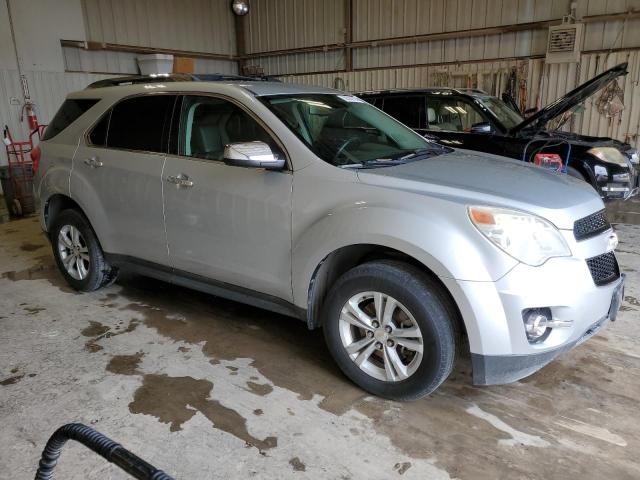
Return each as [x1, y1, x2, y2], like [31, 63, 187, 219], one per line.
[2, 124, 46, 216]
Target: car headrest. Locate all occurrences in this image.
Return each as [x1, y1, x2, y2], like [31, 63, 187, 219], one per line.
[427, 107, 436, 123]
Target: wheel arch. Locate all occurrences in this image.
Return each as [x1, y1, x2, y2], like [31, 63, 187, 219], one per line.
[305, 243, 467, 341]
[43, 194, 87, 233]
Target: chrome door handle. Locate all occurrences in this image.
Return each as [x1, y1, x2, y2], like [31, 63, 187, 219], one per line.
[166, 174, 194, 188]
[83, 157, 103, 168]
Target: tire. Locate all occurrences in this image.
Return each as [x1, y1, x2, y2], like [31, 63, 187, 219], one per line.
[50, 209, 117, 291]
[322, 260, 458, 401]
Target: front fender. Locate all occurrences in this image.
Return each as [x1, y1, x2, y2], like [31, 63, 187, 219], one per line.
[291, 204, 518, 309]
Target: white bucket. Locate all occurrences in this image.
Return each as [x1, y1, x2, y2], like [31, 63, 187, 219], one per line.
[137, 54, 174, 75]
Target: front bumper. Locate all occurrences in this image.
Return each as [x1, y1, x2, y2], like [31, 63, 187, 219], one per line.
[442, 232, 625, 385]
[598, 165, 639, 201]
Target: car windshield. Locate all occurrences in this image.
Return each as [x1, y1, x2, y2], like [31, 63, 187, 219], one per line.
[476, 96, 524, 130]
[260, 93, 439, 167]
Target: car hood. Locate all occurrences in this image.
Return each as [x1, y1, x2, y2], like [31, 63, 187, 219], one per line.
[509, 62, 628, 135]
[356, 149, 604, 229]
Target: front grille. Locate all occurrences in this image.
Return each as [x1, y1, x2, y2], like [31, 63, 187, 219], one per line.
[574, 210, 610, 240]
[586, 252, 620, 286]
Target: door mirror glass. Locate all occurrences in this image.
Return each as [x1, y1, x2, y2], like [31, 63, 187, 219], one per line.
[470, 121, 493, 134]
[223, 141, 285, 170]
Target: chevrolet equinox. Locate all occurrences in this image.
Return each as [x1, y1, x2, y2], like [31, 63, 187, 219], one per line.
[34, 74, 625, 400]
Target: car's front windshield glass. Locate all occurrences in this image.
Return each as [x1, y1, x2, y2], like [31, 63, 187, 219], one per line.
[260, 93, 440, 168]
[476, 96, 524, 130]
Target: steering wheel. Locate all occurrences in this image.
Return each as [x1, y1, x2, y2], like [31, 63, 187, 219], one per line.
[332, 137, 362, 164]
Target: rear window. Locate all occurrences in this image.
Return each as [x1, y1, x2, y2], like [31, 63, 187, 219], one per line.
[42, 99, 100, 140]
[106, 95, 175, 152]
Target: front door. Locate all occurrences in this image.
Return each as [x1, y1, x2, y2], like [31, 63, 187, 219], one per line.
[71, 94, 175, 266]
[162, 95, 293, 300]
[422, 96, 498, 153]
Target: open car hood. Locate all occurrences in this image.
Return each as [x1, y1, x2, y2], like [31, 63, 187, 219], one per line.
[509, 62, 628, 135]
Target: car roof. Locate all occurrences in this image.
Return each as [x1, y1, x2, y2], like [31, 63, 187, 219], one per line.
[358, 87, 489, 97]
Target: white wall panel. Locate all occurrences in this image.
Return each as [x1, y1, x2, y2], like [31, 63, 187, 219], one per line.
[244, 0, 345, 53]
[0, 69, 111, 141]
[82, 0, 236, 54]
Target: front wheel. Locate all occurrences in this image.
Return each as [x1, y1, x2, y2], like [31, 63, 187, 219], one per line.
[51, 209, 116, 291]
[322, 261, 458, 400]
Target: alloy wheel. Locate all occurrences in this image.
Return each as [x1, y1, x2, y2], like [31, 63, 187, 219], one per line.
[338, 291, 424, 382]
[57, 225, 90, 281]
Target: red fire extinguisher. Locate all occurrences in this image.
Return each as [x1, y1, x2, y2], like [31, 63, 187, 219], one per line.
[25, 102, 39, 131]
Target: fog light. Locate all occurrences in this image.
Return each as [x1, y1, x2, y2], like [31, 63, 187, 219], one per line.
[522, 308, 552, 343]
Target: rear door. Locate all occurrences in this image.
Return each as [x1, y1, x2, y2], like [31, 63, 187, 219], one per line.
[71, 94, 176, 266]
[162, 94, 293, 300]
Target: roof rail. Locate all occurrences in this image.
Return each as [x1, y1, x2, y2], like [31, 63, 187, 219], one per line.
[85, 73, 279, 89]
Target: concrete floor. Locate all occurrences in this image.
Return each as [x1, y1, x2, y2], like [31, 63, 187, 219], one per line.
[1, 200, 640, 480]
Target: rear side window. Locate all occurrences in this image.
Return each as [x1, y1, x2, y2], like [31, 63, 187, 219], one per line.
[42, 99, 99, 140]
[381, 96, 423, 129]
[107, 95, 175, 152]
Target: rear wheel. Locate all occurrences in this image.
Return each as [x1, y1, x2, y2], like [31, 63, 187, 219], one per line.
[323, 261, 457, 400]
[51, 209, 117, 291]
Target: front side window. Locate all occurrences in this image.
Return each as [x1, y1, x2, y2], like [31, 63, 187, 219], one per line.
[106, 95, 175, 152]
[179, 95, 283, 161]
[261, 94, 437, 167]
[425, 97, 485, 132]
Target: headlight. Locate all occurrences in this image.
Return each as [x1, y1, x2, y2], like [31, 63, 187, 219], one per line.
[588, 147, 629, 167]
[468, 206, 571, 266]
[628, 148, 639, 165]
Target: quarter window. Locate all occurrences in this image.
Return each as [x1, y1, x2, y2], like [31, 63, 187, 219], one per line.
[179, 96, 282, 161]
[42, 99, 99, 140]
[107, 95, 175, 152]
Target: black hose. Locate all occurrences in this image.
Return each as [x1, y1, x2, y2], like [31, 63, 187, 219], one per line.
[34, 423, 175, 480]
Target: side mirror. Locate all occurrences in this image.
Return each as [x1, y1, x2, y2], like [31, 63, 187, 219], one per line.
[470, 122, 493, 134]
[223, 141, 285, 170]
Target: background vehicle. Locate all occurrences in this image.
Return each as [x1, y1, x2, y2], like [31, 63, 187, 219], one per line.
[35, 76, 623, 400]
[359, 63, 639, 201]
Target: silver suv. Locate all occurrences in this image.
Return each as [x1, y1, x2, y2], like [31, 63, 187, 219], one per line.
[35, 75, 625, 400]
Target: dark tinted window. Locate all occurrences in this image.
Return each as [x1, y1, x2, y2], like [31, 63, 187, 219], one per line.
[382, 96, 423, 128]
[179, 96, 283, 161]
[42, 99, 99, 140]
[107, 95, 175, 152]
[89, 111, 110, 146]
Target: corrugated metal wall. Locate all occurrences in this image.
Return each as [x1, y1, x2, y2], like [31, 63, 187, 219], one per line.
[81, 0, 236, 54]
[252, 0, 640, 148]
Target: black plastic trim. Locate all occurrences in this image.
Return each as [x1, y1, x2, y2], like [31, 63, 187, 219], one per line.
[104, 254, 306, 321]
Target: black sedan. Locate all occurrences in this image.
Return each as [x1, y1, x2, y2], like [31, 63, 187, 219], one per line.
[359, 63, 638, 201]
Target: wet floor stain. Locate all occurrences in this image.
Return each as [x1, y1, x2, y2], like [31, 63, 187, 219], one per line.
[1, 256, 75, 293]
[107, 352, 144, 376]
[288, 457, 306, 472]
[129, 374, 277, 452]
[246, 381, 273, 396]
[1, 374, 25, 386]
[81, 321, 111, 338]
[393, 462, 412, 475]
[115, 275, 370, 417]
[23, 306, 45, 315]
[20, 242, 44, 252]
[81, 319, 139, 353]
